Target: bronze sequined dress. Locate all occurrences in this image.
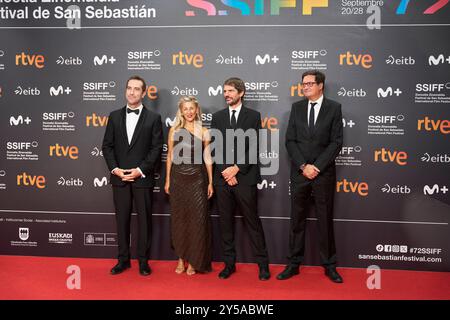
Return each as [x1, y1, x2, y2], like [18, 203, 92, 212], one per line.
[169, 128, 212, 272]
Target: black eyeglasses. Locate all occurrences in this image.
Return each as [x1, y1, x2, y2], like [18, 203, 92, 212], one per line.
[301, 82, 317, 87]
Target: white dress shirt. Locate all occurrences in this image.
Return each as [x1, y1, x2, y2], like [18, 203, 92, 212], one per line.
[229, 103, 242, 124]
[307, 95, 324, 126]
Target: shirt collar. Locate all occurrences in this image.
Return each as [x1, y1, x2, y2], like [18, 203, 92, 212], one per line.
[309, 95, 323, 106]
[229, 103, 242, 113]
[127, 104, 143, 113]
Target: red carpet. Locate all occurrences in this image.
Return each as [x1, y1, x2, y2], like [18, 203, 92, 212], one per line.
[0, 255, 448, 300]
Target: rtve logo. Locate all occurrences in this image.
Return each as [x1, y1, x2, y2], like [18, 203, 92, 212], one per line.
[417, 117, 449, 135]
[428, 54, 450, 66]
[290, 83, 305, 97]
[336, 179, 368, 196]
[93, 55, 116, 66]
[423, 184, 448, 195]
[49, 144, 79, 160]
[10, 115, 31, 126]
[377, 87, 402, 98]
[339, 51, 373, 69]
[261, 116, 278, 131]
[374, 148, 408, 166]
[255, 54, 279, 65]
[172, 51, 203, 68]
[86, 113, 108, 127]
[185, 0, 329, 16]
[17, 172, 46, 189]
[49, 85, 72, 96]
[15, 52, 45, 69]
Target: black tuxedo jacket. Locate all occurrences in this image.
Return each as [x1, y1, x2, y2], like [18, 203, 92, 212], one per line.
[210, 105, 262, 186]
[285, 97, 343, 184]
[102, 105, 163, 188]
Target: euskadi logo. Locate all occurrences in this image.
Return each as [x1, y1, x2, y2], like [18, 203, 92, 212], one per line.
[185, 0, 329, 16]
[255, 54, 279, 65]
[56, 56, 82, 66]
[49, 85, 72, 96]
[208, 85, 223, 96]
[385, 55, 415, 65]
[338, 87, 366, 97]
[94, 177, 108, 187]
[10, 115, 31, 126]
[19, 228, 29, 241]
[428, 54, 450, 66]
[14, 86, 40, 96]
[377, 87, 402, 98]
[423, 184, 448, 195]
[381, 184, 411, 194]
[93, 55, 116, 66]
[216, 54, 243, 65]
[257, 179, 277, 190]
[171, 86, 199, 96]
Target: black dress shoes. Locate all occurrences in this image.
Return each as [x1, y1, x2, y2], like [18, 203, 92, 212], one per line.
[218, 264, 236, 279]
[110, 260, 131, 275]
[276, 265, 300, 280]
[324, 267, 343, 283]
[139, 261, 152, 276]
[258, 264, 271, 281]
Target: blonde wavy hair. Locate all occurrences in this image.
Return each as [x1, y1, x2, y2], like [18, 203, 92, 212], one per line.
[173, 96, 203, 133]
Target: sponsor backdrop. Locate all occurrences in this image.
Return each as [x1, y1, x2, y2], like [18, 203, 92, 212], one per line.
[0, 1, 449, 271]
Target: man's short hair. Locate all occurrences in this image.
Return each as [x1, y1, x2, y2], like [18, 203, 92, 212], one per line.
[224, 77, 246, 95]
[302, 70, 326, 86]
[126, 75, 147, 92]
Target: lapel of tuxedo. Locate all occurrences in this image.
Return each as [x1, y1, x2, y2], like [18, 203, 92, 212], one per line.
[299, 100, 309, 134]
[119, 106, 129, 146]
[313, 97, 330, 136]
[236, 106, 248, 129]
[222, 108, 232, 131]
[129, 106, 147, 149]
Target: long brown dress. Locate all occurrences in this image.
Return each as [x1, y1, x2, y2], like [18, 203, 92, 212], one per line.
[169, 128, 212, 272]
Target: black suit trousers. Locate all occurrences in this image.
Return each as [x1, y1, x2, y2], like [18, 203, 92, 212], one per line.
[215, 184, 269, 266]
[289, 172, 337, 267]
[112, 184, 153, 262]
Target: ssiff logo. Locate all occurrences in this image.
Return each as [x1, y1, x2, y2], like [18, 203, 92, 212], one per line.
[185, 0, 329, 16]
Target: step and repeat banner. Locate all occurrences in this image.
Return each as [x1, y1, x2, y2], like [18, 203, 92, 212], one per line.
[0, 1, 449, 272]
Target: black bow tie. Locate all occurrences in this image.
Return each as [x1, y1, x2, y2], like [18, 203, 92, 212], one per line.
[127, 108, 139, 115]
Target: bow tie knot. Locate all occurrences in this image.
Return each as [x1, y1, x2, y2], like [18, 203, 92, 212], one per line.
[127, 108, 139, 115]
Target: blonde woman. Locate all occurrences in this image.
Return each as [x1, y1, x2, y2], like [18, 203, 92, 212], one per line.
[165, 96, 213, 275]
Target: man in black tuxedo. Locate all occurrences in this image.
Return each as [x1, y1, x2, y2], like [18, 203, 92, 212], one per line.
[210, 77, 270, 281]
[102, 75, 163, 276]
[277, 70, 344, 283]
